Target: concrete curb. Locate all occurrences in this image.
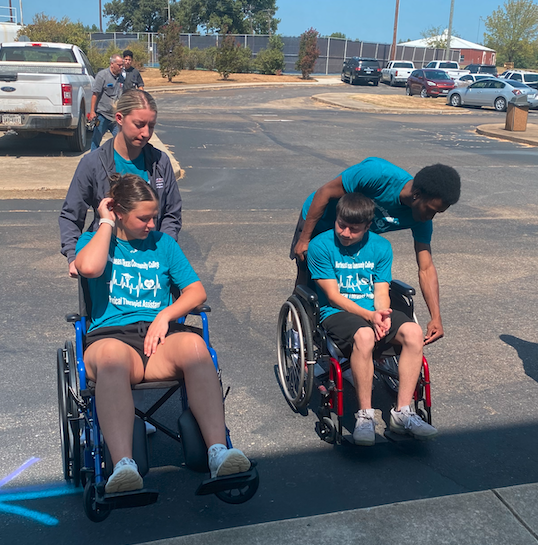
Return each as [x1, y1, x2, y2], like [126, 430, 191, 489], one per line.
[476, 123, 538, 146]
[311, 93, 468, 115]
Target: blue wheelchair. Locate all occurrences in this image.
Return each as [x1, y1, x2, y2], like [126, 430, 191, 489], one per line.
[57, 281, 259, 522]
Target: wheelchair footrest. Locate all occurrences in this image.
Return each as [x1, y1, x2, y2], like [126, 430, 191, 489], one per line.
[195, 462, 258, 496]
[96, 488, 159, 509]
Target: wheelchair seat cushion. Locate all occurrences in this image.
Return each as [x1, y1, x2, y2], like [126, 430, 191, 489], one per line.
[85, 321, 203, 368]
[322, 309, 413, 358]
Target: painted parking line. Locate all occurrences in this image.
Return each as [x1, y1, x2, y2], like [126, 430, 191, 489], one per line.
[0, 458, 80, 526]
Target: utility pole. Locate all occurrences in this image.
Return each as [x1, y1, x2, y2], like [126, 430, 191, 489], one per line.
[390, 0, 400, 61]
[168, 0, 171, 22]
[99, 0, 102, 32]
[446, 0, 454, 61]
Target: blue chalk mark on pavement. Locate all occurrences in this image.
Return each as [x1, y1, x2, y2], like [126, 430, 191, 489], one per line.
[0, 457, 80, 526]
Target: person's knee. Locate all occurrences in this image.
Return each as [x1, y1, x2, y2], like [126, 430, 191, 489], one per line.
[398, 322, 423, 351]
[90, 341, 133, 374]
[170, 332, 211, 368]
[352, 327, 375, 353]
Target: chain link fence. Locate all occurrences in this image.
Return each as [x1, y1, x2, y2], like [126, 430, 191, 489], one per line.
[89, 32, 461, 73]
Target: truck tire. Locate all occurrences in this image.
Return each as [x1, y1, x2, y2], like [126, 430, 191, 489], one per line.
[67, 106, 87, 152]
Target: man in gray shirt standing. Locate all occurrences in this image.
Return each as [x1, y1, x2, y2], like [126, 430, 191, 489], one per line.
[90, 54, 124, 151]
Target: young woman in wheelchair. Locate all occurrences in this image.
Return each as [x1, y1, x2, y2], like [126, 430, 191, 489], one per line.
[75, 173, 250, 494]
[307, 193, 438, 446]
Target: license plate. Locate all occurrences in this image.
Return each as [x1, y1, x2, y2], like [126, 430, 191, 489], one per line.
[440, 90, 449, 94]
[1, 114, 22, 125]
[364, 68, 372, 73]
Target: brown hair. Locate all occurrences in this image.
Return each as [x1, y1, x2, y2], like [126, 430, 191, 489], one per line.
[336, 193, 375, 225]
[108, 173, 158, 214]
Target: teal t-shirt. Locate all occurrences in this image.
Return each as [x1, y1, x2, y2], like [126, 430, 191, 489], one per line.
[114, 150, 149, 182]
[301, 157, 433, 244]
[76, 231, 199, 332]
[307, 229, 393, 321]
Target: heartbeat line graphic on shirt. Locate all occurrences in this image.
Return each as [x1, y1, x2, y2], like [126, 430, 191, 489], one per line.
[337, 273, 374, 291]
[109, 270, 162, 297]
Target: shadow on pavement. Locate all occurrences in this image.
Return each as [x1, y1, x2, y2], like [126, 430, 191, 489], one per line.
[500, 334, 538, 382]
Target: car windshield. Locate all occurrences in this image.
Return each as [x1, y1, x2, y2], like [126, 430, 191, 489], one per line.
[426, 70, 450, 80]
[359, 61, 379, 67]
[0, 46, 76, 63]
[393, 62, 413, 68]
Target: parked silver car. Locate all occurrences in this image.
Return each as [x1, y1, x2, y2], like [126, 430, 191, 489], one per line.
[447, 78, 538, 111]
[453, 74, 491, 87]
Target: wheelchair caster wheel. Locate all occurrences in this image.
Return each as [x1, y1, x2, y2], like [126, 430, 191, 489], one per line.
[315, 416, 337, 444]
[214, 463, 259, 505]
[83, 481, 111, 523]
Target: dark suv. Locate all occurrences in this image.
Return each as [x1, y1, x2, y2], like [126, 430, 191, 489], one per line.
[341, 57, 381, 86]
[464, 64, 498, 76]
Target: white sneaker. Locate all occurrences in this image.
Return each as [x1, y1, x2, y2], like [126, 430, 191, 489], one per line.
[105, 457, 143, 494]
[353, 409, 375, 446]
[390, 406, 438, 440]
[208, 444, 251, 479]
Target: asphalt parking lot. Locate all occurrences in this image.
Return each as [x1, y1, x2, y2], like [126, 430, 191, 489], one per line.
[1, 82, 538, 544]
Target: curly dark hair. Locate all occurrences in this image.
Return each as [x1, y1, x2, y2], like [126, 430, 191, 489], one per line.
[412, 164, 461, 205]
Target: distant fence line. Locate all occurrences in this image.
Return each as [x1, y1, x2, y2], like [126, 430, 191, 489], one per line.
[89, 33, 461, 73]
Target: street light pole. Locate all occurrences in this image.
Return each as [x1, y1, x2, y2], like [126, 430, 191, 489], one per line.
[390, 0, 400, 61]
[168, 0, 171, 22]
[99, 0, 102, 32]
[446, 0, 455, 60]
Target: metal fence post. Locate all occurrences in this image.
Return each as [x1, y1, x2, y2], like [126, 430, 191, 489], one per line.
[325, 37, 330, 75]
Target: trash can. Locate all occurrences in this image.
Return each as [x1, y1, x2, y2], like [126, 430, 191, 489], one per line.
[505, 95, 529, 132]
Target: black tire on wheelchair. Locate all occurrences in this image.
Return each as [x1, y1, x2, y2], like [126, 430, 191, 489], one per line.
[57, 348, 70, 482]
[65, 341, 82, 487]
[315, 416, 337, 444]
[276, 296, 314, 409]
[83, 480, 111, 523]
[215, 470, 259, 504]
[178, 409, 209, 473]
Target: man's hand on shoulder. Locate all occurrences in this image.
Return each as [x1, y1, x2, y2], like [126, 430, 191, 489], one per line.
[424, 317, 443, 345]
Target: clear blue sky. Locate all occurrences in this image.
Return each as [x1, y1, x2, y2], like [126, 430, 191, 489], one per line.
[15, 0, 497, 45]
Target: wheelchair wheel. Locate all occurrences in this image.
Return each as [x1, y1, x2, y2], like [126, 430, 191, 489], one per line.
[215, 470, 259, 504]
[315, 416, 337, 444]
[83, 480, 111, 523]
[375, 355, 399, 394]
[276, 297, 314, 409]
[57, 342, 82, 487]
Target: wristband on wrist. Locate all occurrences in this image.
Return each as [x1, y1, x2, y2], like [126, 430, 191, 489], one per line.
[99, 218, 115, 228]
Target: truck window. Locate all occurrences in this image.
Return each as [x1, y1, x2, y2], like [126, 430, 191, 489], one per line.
[0, 46, 77, 63]
[439, 62, 457, 69]
[393, 62, 413, 68]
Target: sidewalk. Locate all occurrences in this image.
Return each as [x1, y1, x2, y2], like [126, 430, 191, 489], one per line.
[145, 482, 538, 545]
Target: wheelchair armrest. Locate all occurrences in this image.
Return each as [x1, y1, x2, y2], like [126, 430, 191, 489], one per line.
[390, 280, 416, 297]
[190, 304, 211, 315]
[294, 284, 318, 304]
[65, 313, 81, 323]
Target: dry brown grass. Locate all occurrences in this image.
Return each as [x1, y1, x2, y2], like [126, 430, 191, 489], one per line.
[142, 67, 305, 87]
[352, 93, 454, 110]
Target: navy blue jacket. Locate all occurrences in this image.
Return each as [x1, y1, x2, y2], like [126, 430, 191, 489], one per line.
[59, 138, 182, 263]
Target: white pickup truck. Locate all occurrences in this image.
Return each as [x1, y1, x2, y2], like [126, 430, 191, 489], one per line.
[424, 61, 470, 80]
[0, 42, 94, 151]
[381, 60, 415, 86]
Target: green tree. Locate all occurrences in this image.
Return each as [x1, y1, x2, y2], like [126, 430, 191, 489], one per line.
[155, 21, 185, 81]
[329, 32, 346, 39]
[17, 13, 90, 51]
[215, 34, 243, 79]
[295, 27, 320, 79]
[254, 34, 285, 74]
[103, 0, 171, 32]
[420, 25, 460, 48]
[484, 0, 538, 65]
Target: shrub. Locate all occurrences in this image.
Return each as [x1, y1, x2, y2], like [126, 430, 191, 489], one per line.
[155, 21, 185, 82]
[254, 35, 285, 75]
[185, 47, 200, 70]
[215, 34, 242, 79]
[295, 28, 320, 79]
[235, 46, 253, 73]
[200, 47, 217, 70]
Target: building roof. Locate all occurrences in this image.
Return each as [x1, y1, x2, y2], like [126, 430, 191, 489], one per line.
[399, 31, 495, 52]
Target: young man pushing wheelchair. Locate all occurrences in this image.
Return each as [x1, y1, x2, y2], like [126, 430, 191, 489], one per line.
[307, 193, 438, 446]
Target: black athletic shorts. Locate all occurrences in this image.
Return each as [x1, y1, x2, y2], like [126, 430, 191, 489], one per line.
[85, 321, 199, 368]
[321, 309, 414, 357]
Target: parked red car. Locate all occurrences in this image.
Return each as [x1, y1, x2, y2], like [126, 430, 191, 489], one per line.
[406, 69, 456, 98]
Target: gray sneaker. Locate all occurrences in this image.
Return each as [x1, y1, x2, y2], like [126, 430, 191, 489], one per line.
[390, 406, 438, 440]
[353, 409, 375, 446]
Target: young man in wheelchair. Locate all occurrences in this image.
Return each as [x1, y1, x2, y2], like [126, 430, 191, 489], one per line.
[307, 193, 438, 446]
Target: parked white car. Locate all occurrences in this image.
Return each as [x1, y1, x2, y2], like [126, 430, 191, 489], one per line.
[498, 70, 538, 90]
[453, 74, 492, 87]
[424, 61, 470, 80]
[381, 61, 415, 86]
[0, 42, 94, 151]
